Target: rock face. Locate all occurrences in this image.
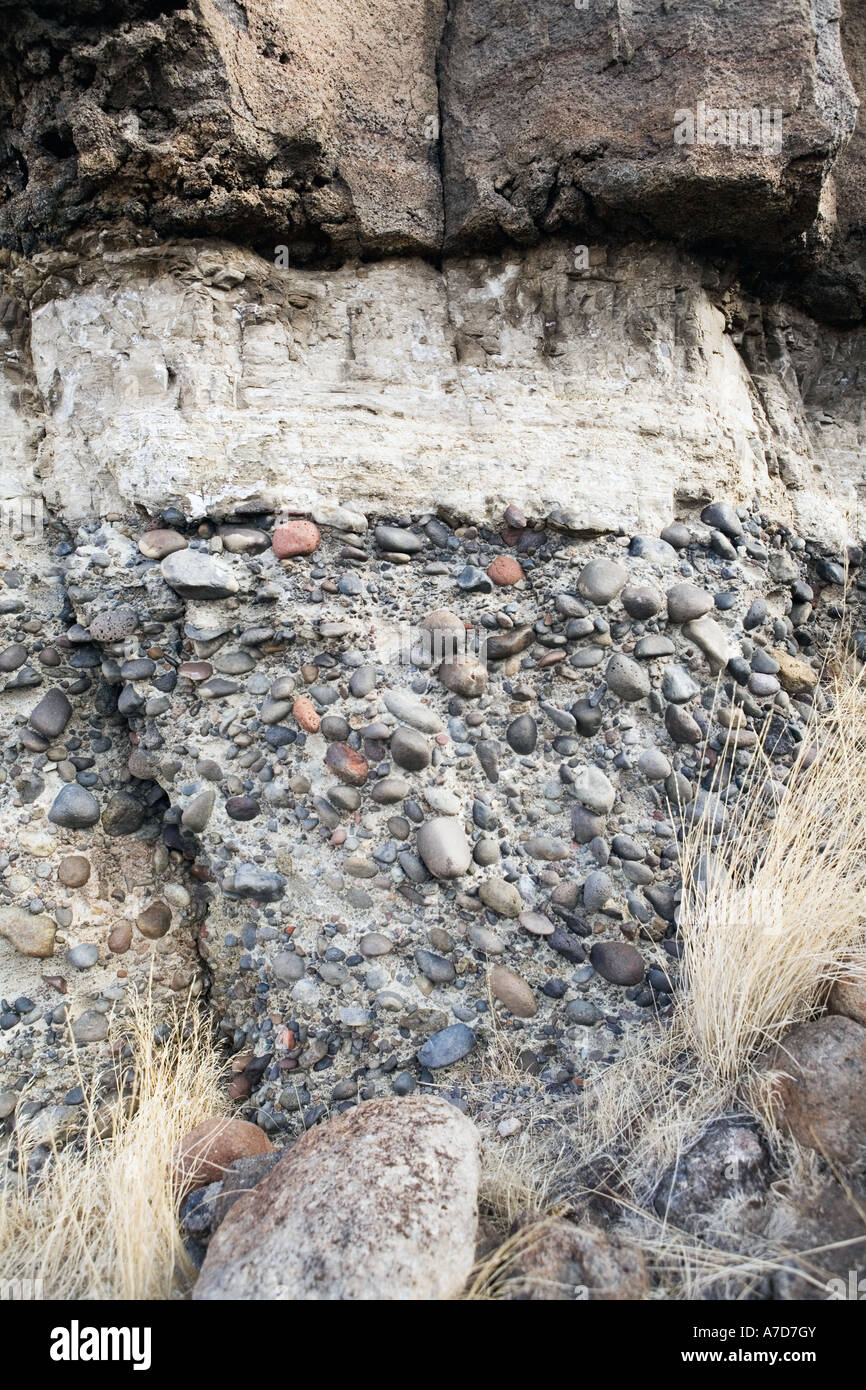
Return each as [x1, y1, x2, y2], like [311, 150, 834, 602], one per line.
[0, 0, 858, 277]
[440, 0, 856, 260]
[193, 1096, 480, 1300]
[0, 1, 864, 536]
[0, 238, 863, 538]
[0, 0, 445, 260]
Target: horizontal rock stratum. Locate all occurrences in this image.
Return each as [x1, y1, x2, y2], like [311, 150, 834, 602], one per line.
[1, 238, 864, 542]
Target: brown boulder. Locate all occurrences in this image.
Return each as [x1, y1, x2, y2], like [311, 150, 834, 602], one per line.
[828, 972, 866, 1028]
[764, 1015, 866, 1164]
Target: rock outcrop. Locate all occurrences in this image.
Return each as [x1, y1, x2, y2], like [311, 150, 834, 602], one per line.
[0, 0, 864, 540]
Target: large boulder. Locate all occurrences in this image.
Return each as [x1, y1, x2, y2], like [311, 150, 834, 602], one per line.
[193, 1096, 481, 1300]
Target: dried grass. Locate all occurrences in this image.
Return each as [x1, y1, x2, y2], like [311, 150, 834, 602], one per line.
[472, 670, 866, 1296]
[0, 986, 226, 1300]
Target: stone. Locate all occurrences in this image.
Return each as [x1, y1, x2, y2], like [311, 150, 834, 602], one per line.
[572, 766, 615, 815]
[566, 999, 602, 1026]
[371, 776, 411, 804]
[414, 948, 456, 985]
[523, 835, 569, 861]
[71, 1010, 109, 1045]
[182, 789, 216, 832]
[108, 923, 133, 954]
[176, 1117, 275, 1194]
[583, 870, 614, 911]
[490, 965, 536, 1017]
[653, 1120, 769, 1226]
[486, 555, 524, 585]
[374, 523, 425, 554]
[486, 626, 534, 661]
[621, 585, 662, 619]
[101, 791, 145, 837]
[634, 634, 675, 659]
[383, 690, 443, 733]
[666, 583, 713, 623]
[665, 703, 703, 744]
[576, 558, 627, 605]
[479, 878, 523, 917]
[661, 523, 691, 549]
[390, 725, 431, 770]
[763, 1015, 866, 1164]
[0, 907, 56, 958]
[701, 501, 743, 537]
[438, 657, 488, 697]
[137, 901, 172, 940]
[360, 932, 394, 958]
[48, 785, 100, 829]
[590, 941, 645, 986]
[628, 536, 677, 565]
[519, 910, 555, 937]
[506, 714, 537, 754]
[0, 643, 27, 671]
[193, 1097, 479, 1300]
[67, 943, 99, 970]
[219, 524, 270, 554]
[417, 1024, 476, 1069]
[505, 1220, 648, 1300]
[161, 549, 238, 599]
[682, 614, 730, 669]
[637, 747, 671, 780]
[768, 550, 800, 586]
[292, 696, 321, 732]
[416, 818, 472, 879]
[324, 742, 369, 786]
[662, 663, 701, 703]
[271, 952, 305, 984]
[233, 864, 287, 900]
[774, 650, 819, 695]
[57, 855, 90, 888]
[605, 653, 650, 702]
[828, 973, 866, 1027]
[29, 688, 72, 739]
[139, 529, 188, 559]
[273, 520, 321, 558]
[89, 604, 139, 642]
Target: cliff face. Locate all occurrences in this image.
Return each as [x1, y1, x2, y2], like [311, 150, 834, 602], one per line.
[0, 0, 864, 537]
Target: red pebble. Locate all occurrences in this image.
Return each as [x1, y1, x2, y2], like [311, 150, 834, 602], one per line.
[486, 554, 524, 586]
[273, 519, 320, 558]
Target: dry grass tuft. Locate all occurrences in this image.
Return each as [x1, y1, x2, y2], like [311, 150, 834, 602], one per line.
[578, 671, 866, 1195]
[470, 671, 866, 1296]
[0, 986, 226, 1300]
